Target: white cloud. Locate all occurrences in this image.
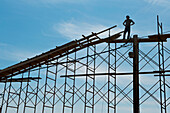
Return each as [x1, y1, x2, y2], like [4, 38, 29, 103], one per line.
[144, 0, 170, 8]
[55, 21, 122, 40]
[55, 22, 106, 40]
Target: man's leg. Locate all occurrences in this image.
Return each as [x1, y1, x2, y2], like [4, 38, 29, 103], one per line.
[127, 27, 130, 39]
[123, 28, 127, 39]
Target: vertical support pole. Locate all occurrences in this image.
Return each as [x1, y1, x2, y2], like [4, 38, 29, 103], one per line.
[114, 43, 117, 113]
[53, 59, 58, 113]
[157, 15, 163, 113]
[62, 53, 68, 113]
[92, 45, 96, 113]
[17, 73, 24, 113]
[5, 70, 13, 113]
[23, 65, 31, 113]
[133, 35, 139, 113]
[84, 36, 95, 113]
[157, 15, 167, 113]
[1, 80, 7, 113]
[84, 37, 89, 113]
[108, 30, 111, 113]
[34, 65, 41, 113]
[42, 59, 49, 113]
[108, 30, 116, 113]
[71, 49, 76, 113]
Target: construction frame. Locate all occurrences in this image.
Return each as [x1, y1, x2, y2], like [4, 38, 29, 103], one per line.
[0, 16, 169, 113]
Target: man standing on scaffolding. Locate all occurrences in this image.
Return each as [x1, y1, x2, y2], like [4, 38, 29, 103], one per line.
[123, 15, 135, 39]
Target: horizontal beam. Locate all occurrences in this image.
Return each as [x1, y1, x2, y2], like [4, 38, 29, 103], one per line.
[0, 77, 41, 82]
[60, 70, 170, 78]
[107, 34, 170, 43]
[154, 74, 170, 76]
[108, 37, 168, 43]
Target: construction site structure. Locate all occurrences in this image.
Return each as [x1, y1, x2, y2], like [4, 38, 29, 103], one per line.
[0, 16, 169, 113]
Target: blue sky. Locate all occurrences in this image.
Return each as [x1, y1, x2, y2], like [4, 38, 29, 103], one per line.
[0, 0, 170, 112]
[0, 0, 170, 68]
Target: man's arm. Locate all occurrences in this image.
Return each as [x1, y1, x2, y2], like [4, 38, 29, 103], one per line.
[123, 20, 126, 26]
[131, 20, 135, 26]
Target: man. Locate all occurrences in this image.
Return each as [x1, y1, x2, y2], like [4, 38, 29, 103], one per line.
[123, 15, 135, 39]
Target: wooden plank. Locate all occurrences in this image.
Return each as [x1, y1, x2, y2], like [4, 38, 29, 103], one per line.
[109, 37, 167, 43]
[0, 26, 119, 78]
[0, 41, 78, 77]
[148, 34, 170, 39]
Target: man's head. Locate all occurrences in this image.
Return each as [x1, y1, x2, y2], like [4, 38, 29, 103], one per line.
[126, 15, 130, 19]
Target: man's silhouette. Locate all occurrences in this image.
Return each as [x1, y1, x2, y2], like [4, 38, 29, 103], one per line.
[123, 15, 135, 39]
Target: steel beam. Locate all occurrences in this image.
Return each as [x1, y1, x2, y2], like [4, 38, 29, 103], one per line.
[133, 35, 139, 113]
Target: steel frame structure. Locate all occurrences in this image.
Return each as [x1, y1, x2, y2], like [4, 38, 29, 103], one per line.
[0, 18, 169, 113]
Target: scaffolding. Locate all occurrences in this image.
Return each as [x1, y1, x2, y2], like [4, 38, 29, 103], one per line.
[0, 16, 169, 113]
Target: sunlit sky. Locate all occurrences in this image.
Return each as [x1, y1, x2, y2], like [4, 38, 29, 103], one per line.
[0, 0, 170, 113]
[0, 0, 170, 68]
